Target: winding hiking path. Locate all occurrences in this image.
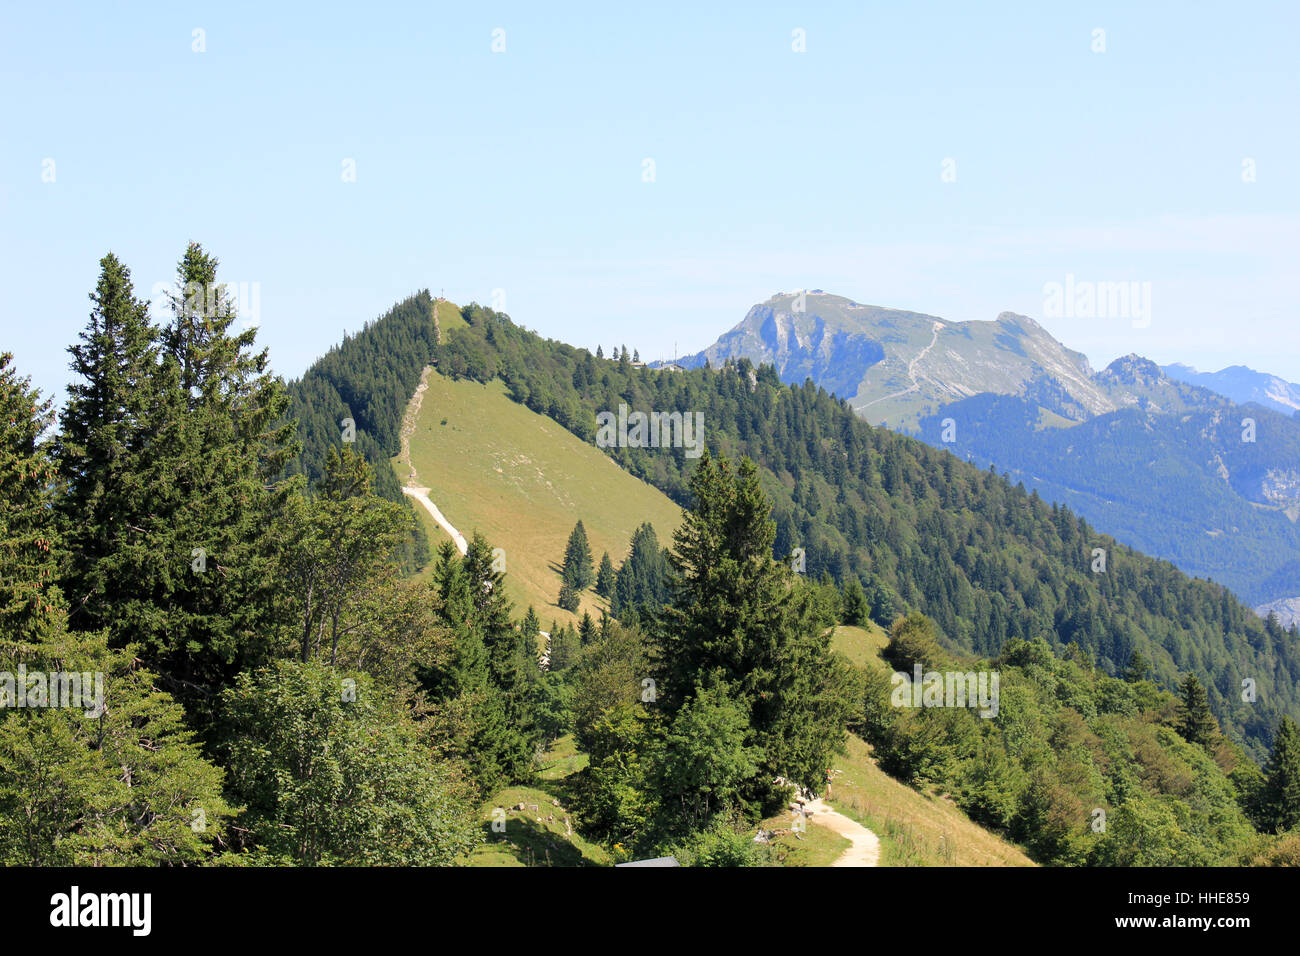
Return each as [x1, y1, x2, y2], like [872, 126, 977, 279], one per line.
[858, 320, 944, 410]
[804, 798, 881, 867]
[397, 351, 468, 557]
[402, 486, 468, 556]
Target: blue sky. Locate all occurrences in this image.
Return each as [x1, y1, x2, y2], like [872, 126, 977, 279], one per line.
[3, 1, 1298, 404]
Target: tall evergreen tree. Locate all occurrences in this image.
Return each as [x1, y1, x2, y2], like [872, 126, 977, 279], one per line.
[558, 581, 580, 612]
[0, 355, 62, 647]
[55, 254, 160, 634]
[841, 576, 868, 626]
[55, 246, 296, 719]
[1262, 717, 1300, 833]
[610, 523, 670, 620]
[1124, 650, 1151, 683]
[547, 624, 580, 673]
[561, 520, 594, 591]
[422, 536, 542, 787]
[595, 551, 616, 598]
[1177, 674, 1217, 748]
[1, 357, 233, 864]
[659, 451, 858, 809]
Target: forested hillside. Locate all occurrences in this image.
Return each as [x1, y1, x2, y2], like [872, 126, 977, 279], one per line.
[437, 303, 1300, 761]
[283, 290, 447, 568]
[915, 391, 1300, 605]
[7, 263, 1298, 869]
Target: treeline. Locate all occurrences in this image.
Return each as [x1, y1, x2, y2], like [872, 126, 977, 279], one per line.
[859, 613, 1300, 865]
[915, 391, 1300, 605]
[0, 255, 517, 864]
[0, 260, 856, 866]
[283, 290, 445, 569]
[536, 454, 860, 861]
[437, 303, 1300, 762]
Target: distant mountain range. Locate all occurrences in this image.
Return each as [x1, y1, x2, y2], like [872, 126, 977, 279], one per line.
[1163, 362, 1300, 417]
[676, 291, 1300, 615]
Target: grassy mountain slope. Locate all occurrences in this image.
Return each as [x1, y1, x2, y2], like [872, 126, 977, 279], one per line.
[828, 624, 1035, 865]
[436, 302, 1300, 761]
[394, 368, 682, 628]
[283, 290, 446, 568]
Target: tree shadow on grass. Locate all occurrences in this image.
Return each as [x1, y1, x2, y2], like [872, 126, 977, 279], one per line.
[480, 814, 601, 867]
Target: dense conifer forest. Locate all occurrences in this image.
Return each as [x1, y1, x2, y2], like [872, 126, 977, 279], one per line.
[437, 303, 1300, 761]
[3, 263, 1298, 867]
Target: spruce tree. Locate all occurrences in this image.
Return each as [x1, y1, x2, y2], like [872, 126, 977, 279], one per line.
[1177, 674, 1217, 748]
[842, 576, 868, 626]
[547, 625, 580, 673]
[1, 357, 233, 864]
[611, 523, 670, 620]
[55, 246, 295, 719]
[561, 520, 594, 591]
[55, 254, 160, 636]
[1124, 650, 1151, 683]
[659, 451, 858, 809]
[558, 581, 580, 612]
[595, 551, 616, 598]
[1262, 717, 1300, 833]
[0, 355, 62, 646]
[422, 541, 511, 791]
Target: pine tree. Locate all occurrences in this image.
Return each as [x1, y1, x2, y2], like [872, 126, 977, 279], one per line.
[55, 246, 296, 720]
[842, 576, 868, 626]
[558, 581, 580, 612]
[1177, 674, 1218, 747]
[1124, 650, 1151, 683]
[521, 606, 542, 656]
[578, 611, 596, 645]
[561, 520, 594, 591]
[611, 523, 670, 620]
[0, 355, 62, 646]
[1262, 717, 1300, 833]
[422, 541, 512, 791]
[55, 254, 160, 637]
[595, 551, 616, 598]
[423, 535, 541, 786]
[659, 451, 858, 808]
[547, 624, 580, 673]
[1, 357, 233, 864]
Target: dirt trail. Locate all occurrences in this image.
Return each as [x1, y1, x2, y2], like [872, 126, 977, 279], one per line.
[804, 798, 881, 867]
[403, 486, 468, 556]
[397, 345, 468, 556]
[398, 365, 432, 486]
[858, 320, 944, 410]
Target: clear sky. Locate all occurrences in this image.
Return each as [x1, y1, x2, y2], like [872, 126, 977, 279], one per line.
[3, 1, 1298, 404]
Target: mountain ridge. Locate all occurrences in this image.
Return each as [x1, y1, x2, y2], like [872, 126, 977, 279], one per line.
[678, 291, 1300, 609]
